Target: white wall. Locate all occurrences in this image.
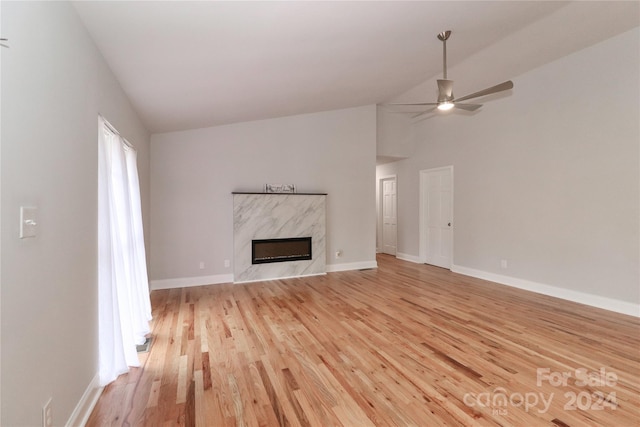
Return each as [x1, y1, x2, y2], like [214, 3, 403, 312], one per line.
[377, 27, 639, 311]
[150, 105, 377, 285]
[1, 2, 150, 425]
[376, 105, 414, 161]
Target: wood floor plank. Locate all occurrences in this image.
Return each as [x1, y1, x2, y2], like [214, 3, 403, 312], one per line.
[87, 255, 640, 426]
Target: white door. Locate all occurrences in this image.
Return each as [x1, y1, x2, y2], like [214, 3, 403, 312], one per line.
[420, 167, 452, 268]
[381, 177, 397, 255]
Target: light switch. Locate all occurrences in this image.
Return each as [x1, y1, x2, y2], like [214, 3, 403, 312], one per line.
[20, 206, 38, 238]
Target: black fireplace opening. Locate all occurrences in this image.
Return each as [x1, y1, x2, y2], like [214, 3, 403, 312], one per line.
[252, 237, 312, 264]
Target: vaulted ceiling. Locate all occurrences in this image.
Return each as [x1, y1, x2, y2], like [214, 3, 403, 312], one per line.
[73, 1, 639, 134]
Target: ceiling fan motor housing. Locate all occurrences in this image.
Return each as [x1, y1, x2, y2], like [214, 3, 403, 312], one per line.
[437, 79, 454, 103]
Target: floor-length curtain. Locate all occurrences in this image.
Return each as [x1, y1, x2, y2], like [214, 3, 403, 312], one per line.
[98, 116, 152, 386]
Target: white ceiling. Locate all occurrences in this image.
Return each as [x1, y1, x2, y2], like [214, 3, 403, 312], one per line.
[72, 1, 639, 134]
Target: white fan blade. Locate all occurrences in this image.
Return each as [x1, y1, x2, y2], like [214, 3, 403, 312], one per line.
[454, 81, 513, 103]
[455, 103, 482, 111]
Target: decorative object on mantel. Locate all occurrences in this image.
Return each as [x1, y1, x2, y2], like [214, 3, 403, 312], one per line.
[265, 183, 296, 193]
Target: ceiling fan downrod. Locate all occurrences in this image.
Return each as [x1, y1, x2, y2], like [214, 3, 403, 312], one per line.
[437, 30, 451, 79]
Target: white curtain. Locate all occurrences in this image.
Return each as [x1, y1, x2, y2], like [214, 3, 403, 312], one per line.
[98, 116, 152, 386]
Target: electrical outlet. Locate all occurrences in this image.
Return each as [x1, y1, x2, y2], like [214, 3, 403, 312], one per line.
[224, 259, 230, 268]
[199, 261, 205, 269]
[500, 259, 508, 269]
[43, 398, 52, 427]
[335, 250, 342, 259]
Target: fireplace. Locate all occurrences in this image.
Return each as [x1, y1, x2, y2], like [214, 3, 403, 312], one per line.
[252, 237, 312, 264]
[233, 192, 326, 283]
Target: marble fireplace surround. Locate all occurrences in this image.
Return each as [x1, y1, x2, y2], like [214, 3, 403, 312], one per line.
[232, 192, 327, 283]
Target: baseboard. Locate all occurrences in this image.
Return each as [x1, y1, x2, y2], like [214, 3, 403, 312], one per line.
[396, 252, 421, 263]
[451, 264, 640, 318]
[65, 373, 103, 427]
[326, 260, 378, 272]
[150, 274, 234, 290]
[382, 253, 638, 317]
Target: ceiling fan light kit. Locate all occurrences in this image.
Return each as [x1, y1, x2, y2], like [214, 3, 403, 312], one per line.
[387, 30, 514, 117]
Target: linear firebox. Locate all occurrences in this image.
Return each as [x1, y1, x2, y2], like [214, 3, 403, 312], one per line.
[251, 237, 312, 264]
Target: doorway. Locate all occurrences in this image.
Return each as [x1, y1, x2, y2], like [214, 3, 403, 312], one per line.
[379, 176, 397, 256]
[419, 166, 453, 268]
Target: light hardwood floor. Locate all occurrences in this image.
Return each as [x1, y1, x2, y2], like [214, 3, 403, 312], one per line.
[87, 254, 640, 426]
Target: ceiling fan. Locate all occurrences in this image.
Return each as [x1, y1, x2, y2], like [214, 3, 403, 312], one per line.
[388, 30, 513, 117]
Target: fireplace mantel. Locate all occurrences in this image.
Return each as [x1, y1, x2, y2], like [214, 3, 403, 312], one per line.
[232, 192, 327, 196]
[233, 193, 326, 283]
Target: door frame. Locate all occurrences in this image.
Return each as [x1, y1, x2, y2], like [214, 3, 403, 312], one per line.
[377, 174, 397, 255]
[419, 166, 454, 267]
